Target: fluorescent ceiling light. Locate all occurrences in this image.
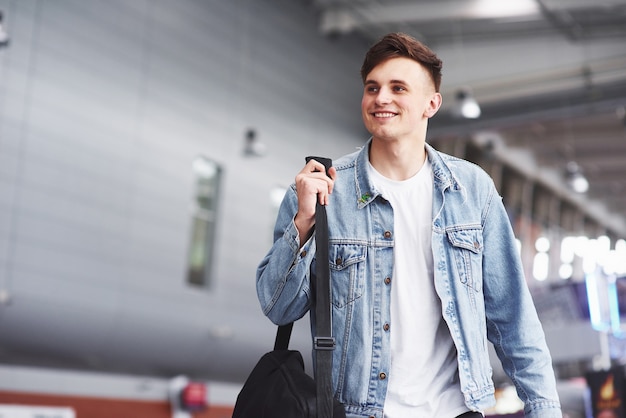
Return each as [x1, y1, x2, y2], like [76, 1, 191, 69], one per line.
[469, 0, 540, 19]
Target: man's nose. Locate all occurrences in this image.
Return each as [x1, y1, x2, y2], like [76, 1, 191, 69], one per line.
[375, 88, 392, 105]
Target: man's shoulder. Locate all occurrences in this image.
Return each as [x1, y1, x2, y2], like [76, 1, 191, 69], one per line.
[331, 147, 362, 172]
[432, 147, 489, 176]
[428, 146, 495, 193]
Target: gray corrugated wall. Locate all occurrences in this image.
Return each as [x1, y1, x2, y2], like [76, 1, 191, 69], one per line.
[0, 0, 368, 381]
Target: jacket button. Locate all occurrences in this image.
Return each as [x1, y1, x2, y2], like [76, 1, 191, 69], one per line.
[384, 231, 392, 239]
[300, 250, 307, 257]
[379, 372, 387, 380]
[384, 277, 391, 285]
[474, 241, 480, 249]
[383, 323, 390, 331]
[335, 257, 343, 265]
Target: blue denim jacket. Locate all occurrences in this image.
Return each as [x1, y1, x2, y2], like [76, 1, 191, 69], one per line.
[257, 140, 561, 418]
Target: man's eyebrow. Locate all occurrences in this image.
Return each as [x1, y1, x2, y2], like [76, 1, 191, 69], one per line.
[364, 79, 408, 85]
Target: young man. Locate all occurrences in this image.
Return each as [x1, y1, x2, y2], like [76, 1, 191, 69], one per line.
[256, 32, 561, 418]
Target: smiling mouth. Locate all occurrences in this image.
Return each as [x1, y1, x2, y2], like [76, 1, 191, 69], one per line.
[373, 112, 396, 118]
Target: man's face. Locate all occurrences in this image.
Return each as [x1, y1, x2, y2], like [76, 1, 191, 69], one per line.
[361, 57, 441, 142]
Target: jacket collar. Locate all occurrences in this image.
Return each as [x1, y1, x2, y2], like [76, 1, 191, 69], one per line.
[354, 139, 463, 209]
[425, 143, 463, 192]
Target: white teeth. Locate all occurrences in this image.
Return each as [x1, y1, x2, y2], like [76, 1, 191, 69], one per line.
[374, 112, 395, 118]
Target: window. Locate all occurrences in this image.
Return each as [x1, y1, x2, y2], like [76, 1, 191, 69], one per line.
[187, 156, 222, 288]
[533, 236, 550, 281]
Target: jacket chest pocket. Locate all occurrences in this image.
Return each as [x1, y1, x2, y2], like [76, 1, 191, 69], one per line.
[328, 244, 366, 308]
[446, 228, 484, 292]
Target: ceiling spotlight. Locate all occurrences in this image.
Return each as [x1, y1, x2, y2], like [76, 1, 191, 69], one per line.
[565, 161, 589, 194]
[453, 89, 481, 119]
[0, 11, 9, 47]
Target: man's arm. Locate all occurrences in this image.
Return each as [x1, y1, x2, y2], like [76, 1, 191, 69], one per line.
[256, 185, 314, 325]
[481, 189, 562, 418]
[256, 159, 336, 325]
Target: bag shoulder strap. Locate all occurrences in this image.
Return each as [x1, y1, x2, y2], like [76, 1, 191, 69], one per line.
[274, 322, 293, 351]
[313, 182, 334, 418]
[308, 156, 335, 418]
[272, 156, 335, 418]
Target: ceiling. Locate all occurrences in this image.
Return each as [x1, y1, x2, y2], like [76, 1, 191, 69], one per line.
[311, 0, 626, 238]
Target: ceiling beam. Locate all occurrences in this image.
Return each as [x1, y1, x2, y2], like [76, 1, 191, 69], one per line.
[506, 127, 626, 145]
[319, 0, 544, 35]
[541, 0, 626, 11]
[570, 154, 626, 167]
[318, 0, 626, 35]
[587, 171, 626, 181]
[429, 79, 626, 138]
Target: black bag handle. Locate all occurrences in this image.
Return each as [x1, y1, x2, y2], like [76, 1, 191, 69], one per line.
[307, 156, 334, 418]
[273, 156, 334, 418]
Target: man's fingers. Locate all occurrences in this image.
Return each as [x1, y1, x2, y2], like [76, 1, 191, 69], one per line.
[295, 160, 336, 214]
[305, 159, 330, 177]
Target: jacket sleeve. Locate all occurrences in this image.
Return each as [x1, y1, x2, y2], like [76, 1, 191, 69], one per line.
[481, 186, 562, 417]
[256, 184, 316, 325]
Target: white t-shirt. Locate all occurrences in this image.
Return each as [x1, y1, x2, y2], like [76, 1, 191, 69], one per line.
[368, 159, 468, 418]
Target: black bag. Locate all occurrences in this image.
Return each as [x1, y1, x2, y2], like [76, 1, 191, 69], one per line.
[233, 157, 345, 418]
[231, 325, 346, 418]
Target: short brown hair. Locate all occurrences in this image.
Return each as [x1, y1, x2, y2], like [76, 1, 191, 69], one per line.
[360, 32, 443, 92]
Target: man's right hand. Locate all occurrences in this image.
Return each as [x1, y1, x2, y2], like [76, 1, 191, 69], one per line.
[293, 159, 336, 247]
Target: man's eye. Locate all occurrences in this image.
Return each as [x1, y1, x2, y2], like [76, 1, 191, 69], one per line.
[393, 86, 406, 92]
[366, 86, 379, 93]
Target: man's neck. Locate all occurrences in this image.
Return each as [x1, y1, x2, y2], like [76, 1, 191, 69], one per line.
[369, 137, 427, 181]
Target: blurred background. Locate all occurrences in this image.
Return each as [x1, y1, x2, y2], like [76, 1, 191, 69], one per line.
[0, 0, 625, 417]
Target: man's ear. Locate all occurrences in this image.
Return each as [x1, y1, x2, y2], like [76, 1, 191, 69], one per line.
[424, 92, 442, 118]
